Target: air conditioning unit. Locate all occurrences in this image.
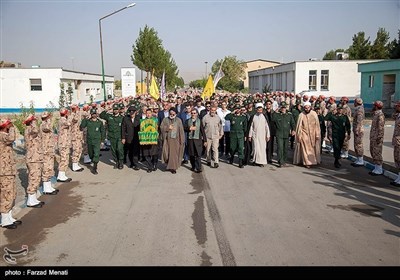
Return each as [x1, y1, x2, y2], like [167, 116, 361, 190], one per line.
[336, 52, 349, 60]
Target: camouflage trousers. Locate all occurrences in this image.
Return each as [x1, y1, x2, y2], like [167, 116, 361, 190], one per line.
[0, 175, 16, 213]
[27, 162, 43, 195]
[353, 133, 364, 157]
[394, 145, 400, 169]
[71, 139, 83, 163]
[59, 147, 70, 172]
[342, 137, 349, 151]
[42, 153, 54, 182]
[82, 129, 88, 155]
[370, 139, 383, 165]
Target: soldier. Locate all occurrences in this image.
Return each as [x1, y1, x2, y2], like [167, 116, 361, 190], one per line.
[340, 97, 352, 158]
[324, 104, 351, 168]
[80, 109, 105, 175]
[70, 105, 84, 172]
[40, 111, 59, 195]
[314, 103, 326, 154]
[100, 103, 124, 169]
[391, 102, 400, 186]
[272, 101, 295, 167]
[24, 114, 45, 207]
[351, 98, 365, 167]
[57, 108, 72, 182]
[290, 99, 302, 149]
[81, 104, 92, 164]
[369, 101, 385, 176]
[225, 105, 247, 168]
[0, 118, 21, 229]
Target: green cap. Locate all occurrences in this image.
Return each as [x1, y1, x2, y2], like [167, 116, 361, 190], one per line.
[280, 101, 287, 107]
[112, 104, 119, 110]
[90, 108, 97, 115]
[118, 103, 125, 109]
[337, 103, 343, 109]
[314, 103, 321, 109]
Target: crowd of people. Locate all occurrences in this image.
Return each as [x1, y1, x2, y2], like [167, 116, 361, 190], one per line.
[1, 90, 399, 230]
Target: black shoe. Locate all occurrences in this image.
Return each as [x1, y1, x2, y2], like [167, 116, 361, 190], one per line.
[351, 162, 363, 167]
[147, 169, 152, 173]
[239, 159, 244, 168]
[195, 169, 202, 173]
[123, 159, 127, 164]
[182, 160, 188, 164]
[2, 224, 17, 229]
[390, 181, 400, 187]
[133, 166, 140, 171]
[229, 157, 234, 164]
[170, 169, 176, 174]
[118, 161, 124, 169]
[72, 167, 84, 172]
[153, 166, 157, 171]
[13, 220, 22, 225]
[214, 163, 219, 168]
[207, 162, 211, 167]
[43, 190, 58, 195]
[57, 178, 72, 183]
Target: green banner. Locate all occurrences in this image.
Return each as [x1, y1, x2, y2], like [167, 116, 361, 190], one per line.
[139, 118, 159, 145]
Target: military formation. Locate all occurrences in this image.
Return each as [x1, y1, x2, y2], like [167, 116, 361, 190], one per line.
[0, 90, 399, 229]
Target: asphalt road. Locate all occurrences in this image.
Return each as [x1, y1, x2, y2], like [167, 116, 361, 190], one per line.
[1, 148, 398, 266]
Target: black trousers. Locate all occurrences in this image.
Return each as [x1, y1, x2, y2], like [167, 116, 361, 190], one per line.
[266, 135, 275, 163]
[127, 141, 139, 167]
[145, 155, 158, 169]
[219, 132, 230, 155]
[244, 139, 252, 165]
[333, 135, 345, 160]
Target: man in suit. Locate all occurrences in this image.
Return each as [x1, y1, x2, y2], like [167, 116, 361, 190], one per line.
[122, 106, 141, 170]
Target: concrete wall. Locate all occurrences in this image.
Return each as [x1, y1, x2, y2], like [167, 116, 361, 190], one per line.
[0, 68, 114, 113]
[243, 60, 280, 88]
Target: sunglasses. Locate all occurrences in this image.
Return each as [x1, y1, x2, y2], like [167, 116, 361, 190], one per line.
[191, 112, 197, 114]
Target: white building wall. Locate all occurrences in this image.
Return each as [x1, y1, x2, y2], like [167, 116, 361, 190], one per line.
[0, 68, 114, 110]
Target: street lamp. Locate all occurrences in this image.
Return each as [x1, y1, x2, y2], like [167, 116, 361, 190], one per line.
[99, 3, 136, 101]
[205, 61, 208, 77]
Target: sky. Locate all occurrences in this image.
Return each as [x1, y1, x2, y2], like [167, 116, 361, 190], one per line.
[1, 0, 399, 83]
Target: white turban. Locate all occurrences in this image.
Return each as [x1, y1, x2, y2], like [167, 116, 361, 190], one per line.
[255, 103, 264, 109]
[303, 101, 311, 107]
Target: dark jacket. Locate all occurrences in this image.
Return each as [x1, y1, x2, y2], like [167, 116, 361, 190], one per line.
[121, 114, 140, 144]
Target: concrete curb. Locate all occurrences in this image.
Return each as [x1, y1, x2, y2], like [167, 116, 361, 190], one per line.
[346, 154, 397, 181]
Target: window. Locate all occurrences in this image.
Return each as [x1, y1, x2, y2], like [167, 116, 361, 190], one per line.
[309, 70, 317, 90]
[321, 70, 329, 90]
[30, 79, 42, 91]
[369, 75, 374, 88]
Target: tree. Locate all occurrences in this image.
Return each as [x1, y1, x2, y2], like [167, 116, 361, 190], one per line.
[114, 80, 121, 90]
[323, 49, 345, 60]
[389, 29, 400, 59]
[370, 27, 390, 59]
[211, 56, 246, 93]
[348, 31, 371, 59]
[59, 83, 66, 109]
[66, 82, 73, 106]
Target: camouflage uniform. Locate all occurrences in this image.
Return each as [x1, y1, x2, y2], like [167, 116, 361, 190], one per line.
[352, 104, 365, 158]
[341, 104, 352, 156]
[58, 115, 71, 172]
[0, 127, 17, 214]
[392, 112, 400, 169]
[70, 110, 84, 167]
[370, 109, 385, 165]
[25, 121, 43, 195]
[40, 117, 55, 181]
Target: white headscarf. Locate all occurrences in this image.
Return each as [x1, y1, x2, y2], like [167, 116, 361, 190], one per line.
[303, 101, 311, 107]
[255, 103, 264, 109]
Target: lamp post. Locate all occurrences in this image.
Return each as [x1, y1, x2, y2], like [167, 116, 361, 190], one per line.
[99, 3, 136, 101]
[205, 61, 208, 77]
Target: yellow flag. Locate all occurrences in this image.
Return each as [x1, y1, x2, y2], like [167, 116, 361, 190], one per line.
[149, 73, 160, 100]
[201, 75, 214, 100]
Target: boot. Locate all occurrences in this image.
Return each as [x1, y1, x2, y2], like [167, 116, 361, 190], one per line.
[9, 210, 22, 225]
[57, 171, 72, 182]
[1, 212, 17, 229]
[26, 193, 43, 208]
[83, 154, 92, 164]
[72, 162, 84, 172]
[43, 181, 58, 195]
[229, 156, 234, 164]
[93, 162, 98, 175]
[334, 159, 340, 168]
[239, 159, 244, 168]
[118, 160, 124, 169]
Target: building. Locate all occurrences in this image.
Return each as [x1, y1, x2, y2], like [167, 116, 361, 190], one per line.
[358, 59, 400, 109]
[243, 59, 281, 89]
[248, 60, 377, 99]
[0, 68, 114, 113]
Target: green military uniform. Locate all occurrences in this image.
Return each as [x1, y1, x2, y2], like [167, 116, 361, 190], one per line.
[290, 100, 302, 149]
[314, 103, 326, 153]
[272, 102, 295, 166]
[324, 103, 351, 167]
[100, 104, 125, 168]
[80, 109, 105, 174]
[225, 106, 248, 168]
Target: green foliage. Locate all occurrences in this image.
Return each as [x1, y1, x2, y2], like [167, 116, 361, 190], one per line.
[211, 56, 246, 93]
[66, 82, 73, 106]
[114, 80, 122, 90]
[323, 49, 345, 60]
[59, 83, 66, 109]
[348, 31, 371, 59]
[189, 78, 207, 89]
[370, 28, 390, 59]
[12, 101, 36, 135]
[131, 25, 184, 92]
[388, 30, 400, 59]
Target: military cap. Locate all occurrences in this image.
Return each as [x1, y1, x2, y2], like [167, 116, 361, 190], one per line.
[235, 104, 242, 110]
[234, 97, 240, 103]
[41, 111, 51, 119]
[90, 108, 97, 115]
[314, 103, 321, 109]
[118, 103, 125, 109]
[59, 108, 69, 116]
[373, 100, 383, 109]
[295, 99, 302, 105]
[112, 104, 119, 110]
[23, 114, 36, 125]
[337, 103, 343, 109]
[0, 118, 12, 128]
[280, 101, 287, 107]
[128, 106, 137, 112]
